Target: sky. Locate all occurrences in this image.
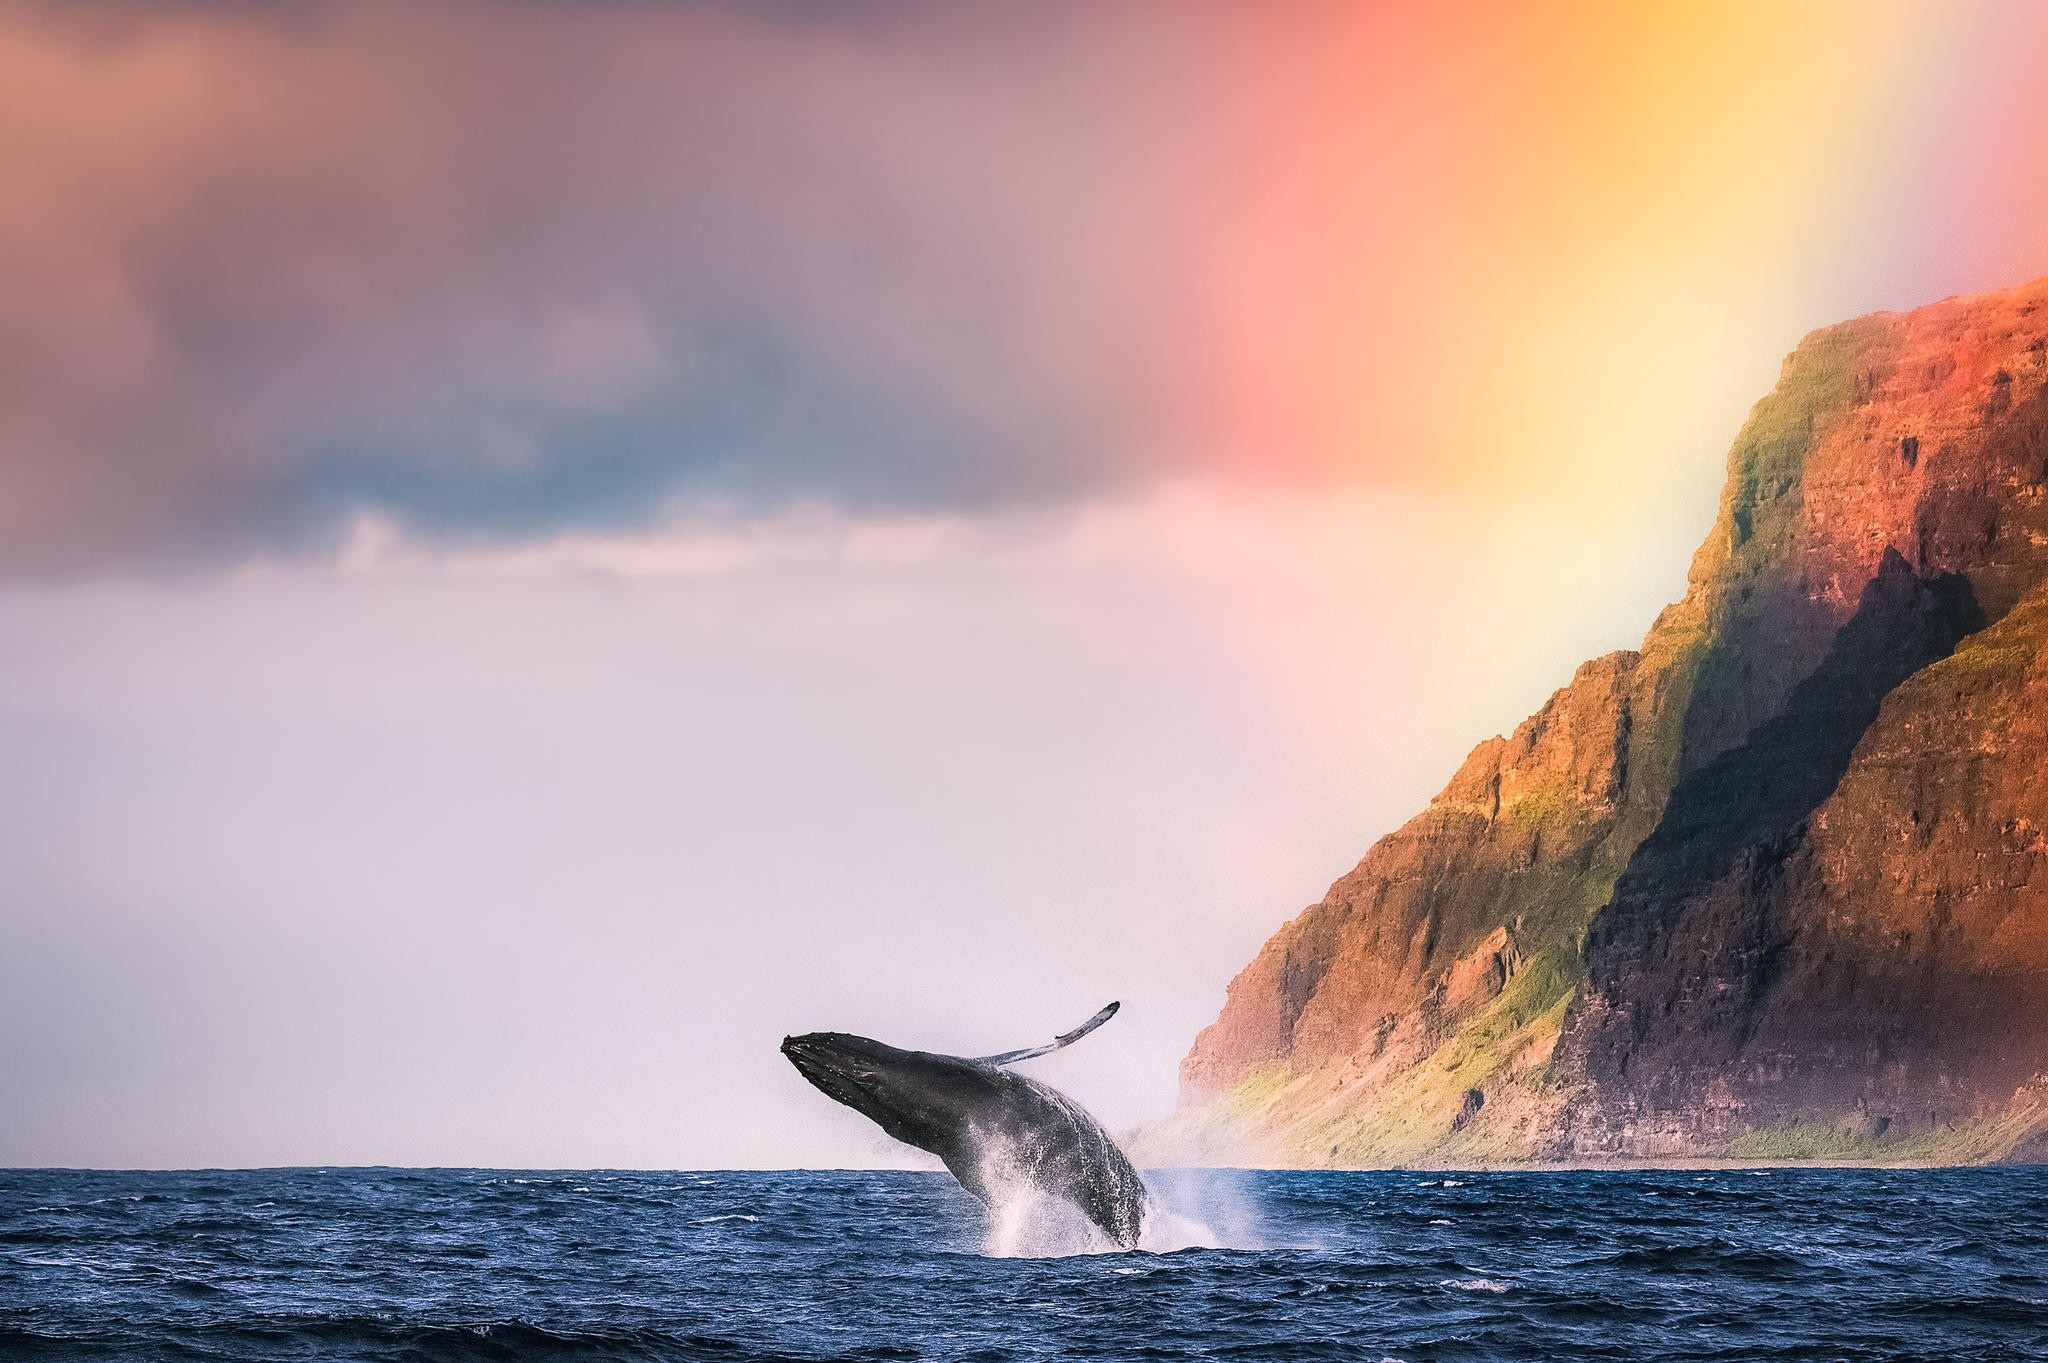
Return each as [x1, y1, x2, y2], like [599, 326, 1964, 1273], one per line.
[4, 0, 2048, 1169]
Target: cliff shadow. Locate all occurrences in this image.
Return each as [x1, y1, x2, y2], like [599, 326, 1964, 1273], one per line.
[1568, 547, 1982, 1090]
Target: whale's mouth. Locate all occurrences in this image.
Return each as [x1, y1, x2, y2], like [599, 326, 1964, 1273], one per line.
[781, 1036, 876, 1111]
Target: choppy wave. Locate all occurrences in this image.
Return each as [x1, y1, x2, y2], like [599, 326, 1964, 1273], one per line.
[2, 1166, 2045, 1360]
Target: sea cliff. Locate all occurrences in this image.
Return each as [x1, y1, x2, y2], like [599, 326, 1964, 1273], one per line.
[1154, 279, 2048, 1166]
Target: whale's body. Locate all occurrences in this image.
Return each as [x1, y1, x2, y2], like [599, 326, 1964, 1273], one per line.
[781, 1004, 1146, 1248]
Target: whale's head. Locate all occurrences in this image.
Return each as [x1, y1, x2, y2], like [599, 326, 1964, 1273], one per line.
[780, 1031, 993, 1153]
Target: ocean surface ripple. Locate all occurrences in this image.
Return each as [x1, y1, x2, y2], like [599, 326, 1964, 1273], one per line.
[3, 1166, 2045, 1361]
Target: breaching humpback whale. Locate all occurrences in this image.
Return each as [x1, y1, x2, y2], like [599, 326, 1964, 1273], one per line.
[781, 1002, 1146, 1248]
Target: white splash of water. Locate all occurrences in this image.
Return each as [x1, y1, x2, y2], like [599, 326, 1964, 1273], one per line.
[982, 1182, 1234, 1257]
[1136, 1199, 1226, 1253]
[969, 1132, 1257, 1257]
[974, 1133, 1118, 1257]
[984, 1179, 1110, 1257]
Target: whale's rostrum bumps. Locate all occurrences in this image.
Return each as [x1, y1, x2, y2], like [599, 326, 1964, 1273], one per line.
[781, 1003, 1146, 1249]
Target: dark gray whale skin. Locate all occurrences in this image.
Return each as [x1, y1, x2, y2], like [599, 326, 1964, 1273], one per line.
[780, 1014, 1146, 1249]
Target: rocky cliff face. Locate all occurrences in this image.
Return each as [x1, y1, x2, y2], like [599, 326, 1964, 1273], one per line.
[1157, 279, 2048, 1166]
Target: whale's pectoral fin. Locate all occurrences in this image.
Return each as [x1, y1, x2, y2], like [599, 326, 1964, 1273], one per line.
[972, 1001, 1120, 1067]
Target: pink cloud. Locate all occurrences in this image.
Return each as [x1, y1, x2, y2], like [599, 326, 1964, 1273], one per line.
[0, 1, 1248, 573]
[4, 1, 2041, 577]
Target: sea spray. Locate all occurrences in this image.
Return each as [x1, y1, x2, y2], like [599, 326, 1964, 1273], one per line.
[973, 1128, 1120, 1257]
[969, 1130, 1259, 1256]
[1139, 1166, 1274, 1252]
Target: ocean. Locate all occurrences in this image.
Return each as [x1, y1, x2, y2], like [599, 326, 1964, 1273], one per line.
[2, 1166, 2044, 1361]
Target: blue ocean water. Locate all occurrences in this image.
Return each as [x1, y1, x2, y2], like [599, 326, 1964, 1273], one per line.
[2, 1166, 2045, 1361]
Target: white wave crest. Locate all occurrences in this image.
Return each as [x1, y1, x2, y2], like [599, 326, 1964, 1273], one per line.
[1442, 1277, 1511, 1293]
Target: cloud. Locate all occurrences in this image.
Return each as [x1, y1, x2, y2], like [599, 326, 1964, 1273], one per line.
[0, 0, 1240, 574]
[5, 0, 2037, 578]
